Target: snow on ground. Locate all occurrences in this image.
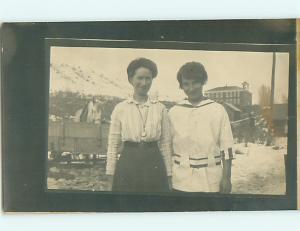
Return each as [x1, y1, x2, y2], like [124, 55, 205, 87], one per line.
[231, 141, 286, 195]
[47, 140, 287, 195]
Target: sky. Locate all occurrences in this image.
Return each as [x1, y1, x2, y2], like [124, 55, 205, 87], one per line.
[50, 46, 289, 104]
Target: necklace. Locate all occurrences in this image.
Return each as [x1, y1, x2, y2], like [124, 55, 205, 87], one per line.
[136, 104, 149, 139]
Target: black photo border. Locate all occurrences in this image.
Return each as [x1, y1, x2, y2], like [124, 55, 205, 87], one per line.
[2, 19, 297, 212]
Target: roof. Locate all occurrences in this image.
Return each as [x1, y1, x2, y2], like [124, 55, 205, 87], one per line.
[222, 102, 242, 112]
[272, 104, 288, 120]
[206, 86, 245, 92]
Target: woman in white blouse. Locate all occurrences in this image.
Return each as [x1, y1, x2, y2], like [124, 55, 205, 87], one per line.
[169, 62, 234, 193]
[106, 58, 172, 192]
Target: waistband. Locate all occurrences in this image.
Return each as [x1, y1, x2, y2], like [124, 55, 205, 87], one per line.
[173, 153, 221, 160]
[174, 160, 221, 169]
[123, 141, 158, 148]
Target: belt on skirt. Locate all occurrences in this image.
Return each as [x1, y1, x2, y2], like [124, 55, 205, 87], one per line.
[173, 154, 222, 169]
[123, 141, 158, 148]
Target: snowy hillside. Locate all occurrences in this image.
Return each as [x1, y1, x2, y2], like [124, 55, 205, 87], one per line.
[49, 62, 177, 101]
[49, 63, 132, 98]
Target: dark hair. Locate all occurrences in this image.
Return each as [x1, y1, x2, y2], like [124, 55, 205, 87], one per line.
[177, 62, 208, 88]
[127, 58, 158, 81]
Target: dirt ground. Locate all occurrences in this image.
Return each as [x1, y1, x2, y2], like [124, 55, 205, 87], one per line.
[47, 141, 287, 195]
[47, 162, 111, 191]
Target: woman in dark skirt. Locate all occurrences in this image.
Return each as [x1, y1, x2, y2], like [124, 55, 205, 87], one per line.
[105, 58, 172, 192]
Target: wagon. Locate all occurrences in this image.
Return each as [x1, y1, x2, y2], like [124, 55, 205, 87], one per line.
[48, 120, 107, 163]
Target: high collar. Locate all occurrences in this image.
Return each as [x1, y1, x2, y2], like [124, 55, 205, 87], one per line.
[127, 95, 158, 107]
[177, 97, 215, 108]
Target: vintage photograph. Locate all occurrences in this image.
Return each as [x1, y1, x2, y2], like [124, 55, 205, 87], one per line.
[46, 42, 289, 195]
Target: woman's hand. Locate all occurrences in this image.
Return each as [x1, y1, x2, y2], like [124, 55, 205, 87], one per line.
[220, 159, 232, 193]
[219, 176, 232, 194]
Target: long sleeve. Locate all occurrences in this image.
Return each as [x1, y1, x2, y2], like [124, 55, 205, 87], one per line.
[219, 107, 235, 160]
[158, 107, 173, 176]
[106, 106, 122, 175]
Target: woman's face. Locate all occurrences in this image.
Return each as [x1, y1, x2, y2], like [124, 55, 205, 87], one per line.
[130, 67, 153, 96]
[181, 77, 204, 101]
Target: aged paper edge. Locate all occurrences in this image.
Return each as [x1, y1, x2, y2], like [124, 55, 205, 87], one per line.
[297, 19, 299, 210]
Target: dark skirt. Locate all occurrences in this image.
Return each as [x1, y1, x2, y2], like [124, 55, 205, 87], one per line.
[112, 141, 169, 192]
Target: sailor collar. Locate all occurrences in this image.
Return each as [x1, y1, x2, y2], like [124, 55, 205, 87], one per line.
[177, 97, 215, 108]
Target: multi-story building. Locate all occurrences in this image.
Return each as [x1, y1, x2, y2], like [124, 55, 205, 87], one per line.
[204, 83, 252, 107]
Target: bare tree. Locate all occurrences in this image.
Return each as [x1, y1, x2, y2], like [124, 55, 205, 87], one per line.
[258, 85, 271, 107]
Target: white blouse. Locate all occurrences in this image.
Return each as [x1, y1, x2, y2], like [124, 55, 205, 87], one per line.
[169, 98, 235, 163]
[105, 97, 172, 176]
[168, 98, 235, 192]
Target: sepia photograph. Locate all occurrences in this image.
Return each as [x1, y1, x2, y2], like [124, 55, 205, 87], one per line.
[46, 40, 289, 195]
[1, 20, 297, 212]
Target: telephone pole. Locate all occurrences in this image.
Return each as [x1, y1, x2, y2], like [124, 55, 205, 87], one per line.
[270, 52, 276, 109]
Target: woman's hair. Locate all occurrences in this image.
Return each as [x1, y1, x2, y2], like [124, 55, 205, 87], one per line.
[127, 58, 158, 81]
[177, 61, 208, 88]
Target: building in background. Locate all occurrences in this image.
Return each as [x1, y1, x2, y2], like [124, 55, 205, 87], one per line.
[204, 82, 252, 107]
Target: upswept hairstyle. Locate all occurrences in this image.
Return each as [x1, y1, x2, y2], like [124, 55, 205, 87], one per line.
[127, 58, 158, 81]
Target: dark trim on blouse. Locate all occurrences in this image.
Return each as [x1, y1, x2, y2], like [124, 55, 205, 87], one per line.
[220, 148, 234, 159]
[174, 160, 222, 168]
[189, 155, 221, 160]
[176, 101, 215, 108]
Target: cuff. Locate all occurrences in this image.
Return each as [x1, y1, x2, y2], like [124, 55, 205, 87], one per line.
[221, 147, 235, 160]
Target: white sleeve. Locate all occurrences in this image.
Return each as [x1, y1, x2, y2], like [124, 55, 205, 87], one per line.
[106, 106, 122, 175]
[157, 107, 172, 176]
[219, 107, 235, 160]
